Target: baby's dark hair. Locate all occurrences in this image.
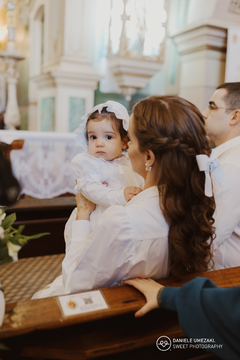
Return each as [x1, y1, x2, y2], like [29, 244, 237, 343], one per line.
[85, 107, 128, 143]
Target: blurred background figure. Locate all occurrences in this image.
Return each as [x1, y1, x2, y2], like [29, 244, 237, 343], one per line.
[0, 145, 20, 206]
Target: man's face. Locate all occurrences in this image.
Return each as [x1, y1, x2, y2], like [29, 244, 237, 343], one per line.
[202, 89, 233, 146]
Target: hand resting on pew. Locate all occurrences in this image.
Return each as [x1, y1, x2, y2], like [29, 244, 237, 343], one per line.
[125, 276, 240, 359]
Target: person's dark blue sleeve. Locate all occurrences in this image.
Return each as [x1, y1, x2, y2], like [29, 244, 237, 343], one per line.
[161, 277, 240, 360]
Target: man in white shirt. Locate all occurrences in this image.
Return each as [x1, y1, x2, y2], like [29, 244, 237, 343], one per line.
[202, 82, 240, 269]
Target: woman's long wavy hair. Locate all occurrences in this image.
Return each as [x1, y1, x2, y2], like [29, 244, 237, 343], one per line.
[133, 95, 216, 280]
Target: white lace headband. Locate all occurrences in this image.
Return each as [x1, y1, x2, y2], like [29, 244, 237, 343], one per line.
[74, 101, 130, 152]
[196, 150, 227, 197]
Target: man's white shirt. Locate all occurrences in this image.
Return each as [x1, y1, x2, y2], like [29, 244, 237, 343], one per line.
[213, 136, 240, 269]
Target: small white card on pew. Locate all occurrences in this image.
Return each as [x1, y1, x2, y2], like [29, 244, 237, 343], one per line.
[58, 290, 108, 316]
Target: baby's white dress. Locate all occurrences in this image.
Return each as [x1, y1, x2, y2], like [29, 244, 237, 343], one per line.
[32, 152, 144, 299]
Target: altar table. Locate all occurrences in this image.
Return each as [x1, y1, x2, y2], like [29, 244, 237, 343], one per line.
[1, 265, 239, 360]
[0, 130, 81, 198]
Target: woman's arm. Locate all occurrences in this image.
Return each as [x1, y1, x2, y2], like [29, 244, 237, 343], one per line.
[75, 192, 95, 220]
[125, 277, 240, 360]
[62, 196, 135, 294]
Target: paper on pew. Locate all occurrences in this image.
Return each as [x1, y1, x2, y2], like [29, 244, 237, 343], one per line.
[58, 290, 108, 316]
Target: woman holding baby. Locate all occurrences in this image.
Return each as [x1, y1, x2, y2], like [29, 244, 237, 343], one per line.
[34, 95, 222, 298]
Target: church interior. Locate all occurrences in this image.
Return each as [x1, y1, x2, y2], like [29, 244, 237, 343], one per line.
[0, 0, 240, 359]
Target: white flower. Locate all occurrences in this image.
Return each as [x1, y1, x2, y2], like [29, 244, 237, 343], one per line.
[0, 211, 6, 225]
[6, 241, 21, 262]
[0, 226, 4, 239]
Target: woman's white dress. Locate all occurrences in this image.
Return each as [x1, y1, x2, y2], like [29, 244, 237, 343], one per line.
[32, 152, 146, 298]
[33, 186, 169, 298]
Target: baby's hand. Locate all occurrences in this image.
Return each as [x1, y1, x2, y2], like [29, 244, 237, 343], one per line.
[124, 187, 142, 202]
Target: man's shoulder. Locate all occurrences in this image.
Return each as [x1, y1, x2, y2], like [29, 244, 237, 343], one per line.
[218, 143, 240, 168]
[216, 136, 240, 167]
[214, 146, 240, 196]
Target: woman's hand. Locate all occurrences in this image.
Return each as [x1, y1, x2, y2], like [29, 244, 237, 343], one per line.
[124, 278, 164, 317]
[76, 192, 96, 220]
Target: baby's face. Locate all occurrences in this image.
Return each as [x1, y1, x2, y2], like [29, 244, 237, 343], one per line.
[87, 118, 125, 161]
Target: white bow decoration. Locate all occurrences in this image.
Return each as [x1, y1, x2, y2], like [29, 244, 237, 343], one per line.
[196, 150, 227, 197]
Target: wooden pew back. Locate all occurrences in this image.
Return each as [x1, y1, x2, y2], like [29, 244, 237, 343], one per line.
[1, 266, 239, 359]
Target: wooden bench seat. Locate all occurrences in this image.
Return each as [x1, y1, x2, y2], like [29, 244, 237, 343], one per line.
[0, 254, 64, 303]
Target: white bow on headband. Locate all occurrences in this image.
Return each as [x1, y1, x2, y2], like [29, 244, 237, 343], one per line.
[196, 150, 227, 197]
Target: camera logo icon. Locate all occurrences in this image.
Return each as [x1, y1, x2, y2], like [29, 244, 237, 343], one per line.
[156, 336, 172, 351]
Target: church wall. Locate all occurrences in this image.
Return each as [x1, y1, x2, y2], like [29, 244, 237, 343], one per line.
[8, 0, 240, 129]
[143, 0, 240, 111]
[138, 0, 188, 98]
[46, 0, 64, 63]
[14, 1, 30, 130]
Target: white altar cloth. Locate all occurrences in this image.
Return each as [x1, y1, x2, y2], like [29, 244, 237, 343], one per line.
[0, 130, 81, 199]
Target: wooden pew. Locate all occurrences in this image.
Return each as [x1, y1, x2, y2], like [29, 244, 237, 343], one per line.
[6, 197, 76, 258]
[1, 266, 239, 359]
[0, 139, 25, 160]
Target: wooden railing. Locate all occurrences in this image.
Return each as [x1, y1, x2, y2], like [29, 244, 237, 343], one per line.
[1, 266, 239, 359]
[0, 139, 24, 160]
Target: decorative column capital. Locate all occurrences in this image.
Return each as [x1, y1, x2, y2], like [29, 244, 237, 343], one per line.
[108, 56, 163, 101]
[171, 23, 227, 55]
[5, 58, 19, 81]
[0, 52, 24, 82]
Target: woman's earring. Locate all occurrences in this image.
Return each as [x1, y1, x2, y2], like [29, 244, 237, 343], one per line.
[145, 163, 152, 172]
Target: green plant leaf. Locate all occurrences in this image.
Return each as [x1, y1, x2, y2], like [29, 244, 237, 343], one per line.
[0, 238, 7, 248]
[0, 246, 8, 260]
[17, 225, 25, 234]
[0, 210, 50, 267]
[0, 342, 9, 350]
[24, 232, 50, 240]
[1, 231, 22, 246]
[1, 213, 16, 230]
[0, 255, 12, 266]
[17, 238, 28, 246]
[8, 233, 50, 245]
[0, 207, 6, 213]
